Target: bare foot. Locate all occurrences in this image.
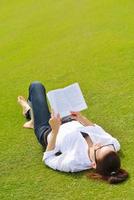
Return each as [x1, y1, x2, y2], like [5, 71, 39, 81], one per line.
[18, 96, 30, 116]
[23, 120, 34, 129]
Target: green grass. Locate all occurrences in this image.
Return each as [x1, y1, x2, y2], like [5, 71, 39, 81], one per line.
[0, 0, 134, 199]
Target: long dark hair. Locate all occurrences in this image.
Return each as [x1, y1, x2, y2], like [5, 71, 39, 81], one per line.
[87, 151, 128, 184]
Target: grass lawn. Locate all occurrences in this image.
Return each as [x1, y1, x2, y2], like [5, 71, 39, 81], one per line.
[0, 0, 134, 199]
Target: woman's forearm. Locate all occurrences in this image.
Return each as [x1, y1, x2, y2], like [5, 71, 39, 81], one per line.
[79, 116, 94, 126]
[46, 131, 58, 151]
[70, 111, 94, 126]
[46, 112, 61, 152]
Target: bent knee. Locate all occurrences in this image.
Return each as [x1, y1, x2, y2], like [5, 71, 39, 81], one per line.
[29, 81, 46, 91]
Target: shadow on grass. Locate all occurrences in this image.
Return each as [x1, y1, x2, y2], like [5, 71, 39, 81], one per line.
[118, 149, 125, 158]
[44, 164, 94, 181]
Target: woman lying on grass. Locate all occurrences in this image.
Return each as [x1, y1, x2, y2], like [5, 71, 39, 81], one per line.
[18, 81, 128, 184]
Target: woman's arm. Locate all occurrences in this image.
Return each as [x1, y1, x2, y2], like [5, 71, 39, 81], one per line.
[46, 112, 61, 152]
[70, 111, 94, 126]
[46, 131, 58, 151]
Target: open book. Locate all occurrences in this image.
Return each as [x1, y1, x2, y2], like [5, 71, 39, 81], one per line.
[47, 83, 87, 118]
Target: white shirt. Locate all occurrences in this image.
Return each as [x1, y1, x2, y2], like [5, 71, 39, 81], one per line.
[43, 121, 120, 172]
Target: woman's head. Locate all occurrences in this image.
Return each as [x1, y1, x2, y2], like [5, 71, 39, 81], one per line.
[88, 143, 128, 184]
[96, 151, 120, 176]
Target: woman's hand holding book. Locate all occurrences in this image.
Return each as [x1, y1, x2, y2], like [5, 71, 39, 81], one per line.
[70, 111, 94, 126]
[49, 110, 61, 134]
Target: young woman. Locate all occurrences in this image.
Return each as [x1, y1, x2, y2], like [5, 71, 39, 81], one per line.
[18, 81, 128, 184]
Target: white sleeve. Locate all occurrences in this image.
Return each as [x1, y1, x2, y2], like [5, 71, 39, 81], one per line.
[112, 138, 121, 152]
[42, 150, 72, 172]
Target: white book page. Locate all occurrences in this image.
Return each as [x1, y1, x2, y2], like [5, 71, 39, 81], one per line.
[47, 89, 71, 117]
[47, 91, 57, 113]
[63, 83, 87, 112]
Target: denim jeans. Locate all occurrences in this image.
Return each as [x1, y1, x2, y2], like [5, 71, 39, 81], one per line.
[27, 81, 75, 149]
[27, 81, 51, 147]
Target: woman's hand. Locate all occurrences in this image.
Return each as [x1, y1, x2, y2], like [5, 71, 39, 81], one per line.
[49, 111, 61, 134]
[70, 111, 94, 126]
[46, 111, 61, 151]
[70, 111, 83, 122]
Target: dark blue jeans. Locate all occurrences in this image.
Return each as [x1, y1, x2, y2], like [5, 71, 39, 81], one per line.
[27, 81, 75, 149]
[27, 81, 51, 147]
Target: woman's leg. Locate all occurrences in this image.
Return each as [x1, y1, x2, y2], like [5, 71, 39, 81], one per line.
[28, 81, 51, 147]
